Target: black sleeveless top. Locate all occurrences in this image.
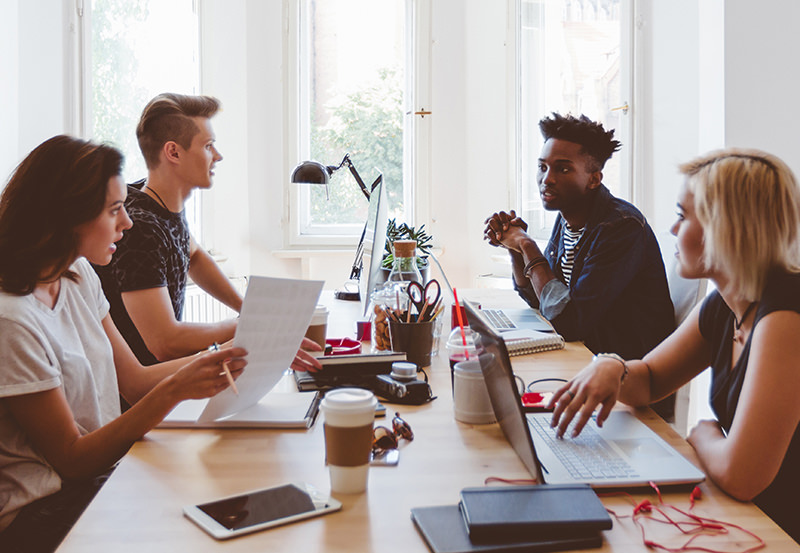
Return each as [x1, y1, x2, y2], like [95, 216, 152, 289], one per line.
[699, 271, 800, 542]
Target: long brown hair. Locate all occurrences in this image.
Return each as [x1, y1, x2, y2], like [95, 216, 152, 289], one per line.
[0, 135, 124, 295]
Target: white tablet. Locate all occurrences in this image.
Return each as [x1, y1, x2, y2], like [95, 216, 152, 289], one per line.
[183, 482, 342, 540]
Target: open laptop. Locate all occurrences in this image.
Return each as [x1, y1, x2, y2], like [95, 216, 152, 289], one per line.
[479, 307, 554, 333]
[464, 301, 705, 489]
[426, 252, 552, 334]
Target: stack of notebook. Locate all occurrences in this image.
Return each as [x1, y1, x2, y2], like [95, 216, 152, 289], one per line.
[411, 484, 611, 553]
[294, 351, 407, 391]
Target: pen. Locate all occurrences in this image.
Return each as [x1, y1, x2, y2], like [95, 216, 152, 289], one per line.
[428, 302, 445, 322]
[209, 342, 239, 395]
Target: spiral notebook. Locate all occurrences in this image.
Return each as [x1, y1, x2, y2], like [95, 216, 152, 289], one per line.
[502, 328, 565, 356]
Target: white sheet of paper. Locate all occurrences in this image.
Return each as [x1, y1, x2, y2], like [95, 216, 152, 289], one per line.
[198, 276, 323, 422]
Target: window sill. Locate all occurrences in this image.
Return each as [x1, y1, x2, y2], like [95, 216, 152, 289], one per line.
[273, 249, 354, 258]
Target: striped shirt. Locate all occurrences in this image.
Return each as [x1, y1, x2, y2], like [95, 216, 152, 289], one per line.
[560, 221, 584, 286]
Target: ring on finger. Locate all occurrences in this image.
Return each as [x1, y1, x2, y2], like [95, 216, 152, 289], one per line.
[566, 389, 576, 399]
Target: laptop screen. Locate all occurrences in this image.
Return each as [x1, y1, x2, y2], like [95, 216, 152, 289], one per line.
[464, 301, 546, 484]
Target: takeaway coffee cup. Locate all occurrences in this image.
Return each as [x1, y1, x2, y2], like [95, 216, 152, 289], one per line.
[321, 388, 377, 494]
[453, 359, 496, 424]
[305, 305, 329, 349]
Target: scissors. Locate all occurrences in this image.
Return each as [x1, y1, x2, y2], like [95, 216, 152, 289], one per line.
[406, 279, 441, 321]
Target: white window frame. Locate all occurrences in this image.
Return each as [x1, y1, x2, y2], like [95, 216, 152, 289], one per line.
[284, 0, 431, 248]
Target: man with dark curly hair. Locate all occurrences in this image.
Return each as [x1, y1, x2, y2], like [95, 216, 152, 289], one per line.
[484, 113, 674, 370]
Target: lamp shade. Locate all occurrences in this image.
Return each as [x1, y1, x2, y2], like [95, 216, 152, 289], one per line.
[290, 160, 331, 185]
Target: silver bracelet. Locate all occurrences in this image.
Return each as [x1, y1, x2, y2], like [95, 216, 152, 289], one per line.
[593, 352, 628, 383]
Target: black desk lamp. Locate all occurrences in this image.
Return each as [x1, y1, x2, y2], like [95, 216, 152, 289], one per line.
[291, 153, 383, 300]
[291, 152, 378, 201]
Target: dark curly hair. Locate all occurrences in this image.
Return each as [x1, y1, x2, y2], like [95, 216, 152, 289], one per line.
[539, 113, 621, 171]
[0, 135, 124, 295]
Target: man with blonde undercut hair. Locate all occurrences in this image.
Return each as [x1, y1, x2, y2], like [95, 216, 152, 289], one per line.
[95, 94, 240, 365]
[95, 93, 321, 373]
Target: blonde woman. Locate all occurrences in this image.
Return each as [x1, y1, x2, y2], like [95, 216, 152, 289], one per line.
[550, 149, 800, 542]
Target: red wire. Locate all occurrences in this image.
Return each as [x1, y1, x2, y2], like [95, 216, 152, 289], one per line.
[598, 483, 765, 553]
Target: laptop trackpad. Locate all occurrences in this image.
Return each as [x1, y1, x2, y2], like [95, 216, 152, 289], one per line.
[611, 438, 673, 459]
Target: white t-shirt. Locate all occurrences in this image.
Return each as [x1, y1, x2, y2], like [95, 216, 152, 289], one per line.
[0, 258, 121, 530]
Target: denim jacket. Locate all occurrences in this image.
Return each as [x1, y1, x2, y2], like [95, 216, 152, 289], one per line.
[515, 184, 674, 359]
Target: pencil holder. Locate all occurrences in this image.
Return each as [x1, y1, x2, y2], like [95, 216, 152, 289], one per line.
[388, 320, 435, 368]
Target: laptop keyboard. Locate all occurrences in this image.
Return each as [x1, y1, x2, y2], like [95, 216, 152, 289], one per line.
[482, 309, 517, 331]
[528, 416, 638, 480]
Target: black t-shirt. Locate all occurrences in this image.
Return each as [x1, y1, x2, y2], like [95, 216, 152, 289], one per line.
[699, 271, 800, 542]
[94, 181, 190, 365]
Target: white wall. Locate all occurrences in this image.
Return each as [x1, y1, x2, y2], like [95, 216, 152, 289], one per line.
[0, 0, 20, 184]
[434, 0, 512, 287]
[1, 0, 72, 185]
[638, 0, 707, 237]
[724, 0, 800, 176]
[198, 1, 252, 279]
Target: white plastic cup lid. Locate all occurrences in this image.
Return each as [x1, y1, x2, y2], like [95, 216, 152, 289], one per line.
[321, 388, 376, 413]
[310, 304, 329, 325]
[446, 327, 477, 350]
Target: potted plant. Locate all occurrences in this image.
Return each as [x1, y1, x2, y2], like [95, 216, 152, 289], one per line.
[381, 219, 432, 282]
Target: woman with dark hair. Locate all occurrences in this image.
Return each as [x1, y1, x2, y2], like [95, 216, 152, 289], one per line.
[0, 135, 247, 552]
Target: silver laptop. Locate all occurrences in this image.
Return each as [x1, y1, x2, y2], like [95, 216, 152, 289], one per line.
[480, 307, 554, 333]
[465, 301, 705, 489]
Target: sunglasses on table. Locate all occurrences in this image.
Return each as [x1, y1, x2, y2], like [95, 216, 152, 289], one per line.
[372, 412, 414, 453]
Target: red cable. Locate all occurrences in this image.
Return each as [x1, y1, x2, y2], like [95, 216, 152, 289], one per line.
[598, 484, 765, 553]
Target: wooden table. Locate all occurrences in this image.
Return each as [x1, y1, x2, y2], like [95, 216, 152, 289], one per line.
[57, 290, 798, 552]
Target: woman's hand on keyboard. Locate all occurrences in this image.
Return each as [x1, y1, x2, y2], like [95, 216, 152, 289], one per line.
[547, 357, 624, 438]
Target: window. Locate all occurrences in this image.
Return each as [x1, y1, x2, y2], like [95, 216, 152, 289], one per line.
[516, 0, 631, 239]
[291, 0, 414, 245]
[82, 0, 202, 238]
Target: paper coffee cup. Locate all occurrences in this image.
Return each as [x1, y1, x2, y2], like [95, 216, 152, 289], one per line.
[305, 305, 329, 349]
[321, 388, 377, 494]
[453, 359, 496, 424]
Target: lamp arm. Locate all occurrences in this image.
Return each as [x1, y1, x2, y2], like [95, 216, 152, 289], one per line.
[341, 155, 372, 201]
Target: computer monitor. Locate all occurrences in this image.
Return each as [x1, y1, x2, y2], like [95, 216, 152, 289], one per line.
[358, 178, 388, 317]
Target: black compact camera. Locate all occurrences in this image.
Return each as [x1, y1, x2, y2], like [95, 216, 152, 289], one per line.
[370, 375, 434, 405]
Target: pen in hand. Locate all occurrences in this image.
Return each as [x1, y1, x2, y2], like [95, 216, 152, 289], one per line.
[210, 342, 239, 395]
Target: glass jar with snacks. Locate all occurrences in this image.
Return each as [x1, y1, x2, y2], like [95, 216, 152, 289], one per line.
[370, 284, 406, 352]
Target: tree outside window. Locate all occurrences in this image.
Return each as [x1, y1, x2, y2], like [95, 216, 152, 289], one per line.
[89, 0, 201, 236]
[299, 0, 409, 237]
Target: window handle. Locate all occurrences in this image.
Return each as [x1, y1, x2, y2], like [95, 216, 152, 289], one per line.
[611, 102, 629, 115]
[407, 109, 432, 118]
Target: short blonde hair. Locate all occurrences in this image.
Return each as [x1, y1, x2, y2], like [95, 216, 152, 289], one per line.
[679, 148, 800, 301]
[136, 93, 220, 169]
